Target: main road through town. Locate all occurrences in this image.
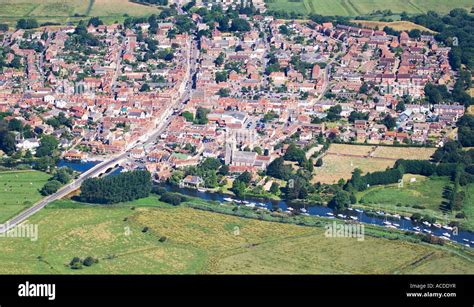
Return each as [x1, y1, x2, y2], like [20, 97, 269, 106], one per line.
[0, 33, 199, 234]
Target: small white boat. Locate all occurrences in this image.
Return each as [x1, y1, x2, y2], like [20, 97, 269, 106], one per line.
[403, 216, 411, 221]
[442, 225, 453, 231]
[471, 241, 474, 244]
[350, 216, 358, 221]
[422, 229, 432, 234]
[413, 227, 421, 231]
[393, 223, 400, 227]
[223, 197, 233, 202]
[376, 211, 385, 215]
[287, 207, 294, 211]
[422, 221, 431, 227]
[442, 232, 451, 237]
[337, 214, 346, 219]
[197, 188, 206, 192]
[392, 214, 401, 219]
[245, 203, 255, 208]
[440, 236, 451, 241]
[242, 200, 250, 204]
[383, 221, 392, 226]
[385, 225, 397, 229]
[464, 244, 470, 247]
[347, 208, 353, 211]
[327, 212, 334, 216]
[354, 209, 363, 213]
[432, 223, 442, 228]
[300, 208, 307, 213]
[463, 239, 469, 242]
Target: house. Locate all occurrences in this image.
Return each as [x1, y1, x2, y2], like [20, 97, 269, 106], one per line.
[181, 175, 204, 188]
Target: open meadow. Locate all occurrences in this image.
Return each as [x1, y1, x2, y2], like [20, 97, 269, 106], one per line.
[0, 0, 160, 25]
[312, 144, 435, 184]
[0, 170, 51, 223]
[356, 175, 474, 231]
[266, 0, 474, 16]
[351, 20, 436, 32]
[0, 197, 472, 274]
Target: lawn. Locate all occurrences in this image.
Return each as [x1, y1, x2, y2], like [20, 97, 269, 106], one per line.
[0, 197, 472, 274]
[0, 170, 51, 223]
[0, 0, 160, 25]
[266, 0, 474, 16]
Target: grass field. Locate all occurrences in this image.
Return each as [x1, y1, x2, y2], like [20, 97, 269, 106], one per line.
[356, 175, 474, 230]
[371, 146, 436, 160]
[0, 170, 51, 223]
[312, 144, 435, 184]
[351, 20, 436, 32]
[266, 0, 474, 16]
[0, 197, 472, 274]
[313, 154, 394, 184]
[0, 0, 160, 25]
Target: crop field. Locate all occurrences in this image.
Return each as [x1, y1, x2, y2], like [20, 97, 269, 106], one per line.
[0, 0, 160, 25]
[0, 170, 51, 223]
[266, 0, 474, 16]
[0, 197, 472, 274]
[371, 146, 436, 160]
[313, 154, 394, 184]
[326, 143, 375, 156]
[352, 20, 436, 32]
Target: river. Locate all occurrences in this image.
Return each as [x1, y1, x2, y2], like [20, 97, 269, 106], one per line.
[59, 159, 474, 248]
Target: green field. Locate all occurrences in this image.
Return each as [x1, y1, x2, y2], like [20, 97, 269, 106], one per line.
[357, 175, 474, 230]
[0, 196, 472, 274]
[0, 0, 160, 25]
[0, 170, 51, 223]
[266, 0, 474, 16]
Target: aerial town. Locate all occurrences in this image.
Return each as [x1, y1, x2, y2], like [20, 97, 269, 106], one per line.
[0, 0, 473, 280]
[0, 13, 463, 180]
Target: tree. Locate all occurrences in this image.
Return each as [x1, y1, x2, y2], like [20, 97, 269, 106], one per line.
[266, 157, 292, 180]
[326, 105, 342, 121]
[16, 19, 38, 30]
[215, 71, 228, 83]
[215, 52, 225, 66]
[231, 179, 247, 198]
[383, 114, 396, 130]
[194, 107, 210, 125]
[283, 144, 306, 164]
[230, 18, 251, 32]
[328, 190, 351, 210]
[315, 158, 323, 167]
[270, 182, 280, 194]
[237, 171, 252, 184]
[40, 180, 62, 196]
[181, 111, 194, 122]
[140, 83, 150, 92]
[396, 101, 406, 112]
[79, 170, 152, 204]
[35, 135, 59, 157]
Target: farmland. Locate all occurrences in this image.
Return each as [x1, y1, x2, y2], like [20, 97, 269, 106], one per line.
[312, 144, 435, 184]
[265, 0, 474, 16]
[312, 154, 394, 184]
[0, 197, 472, 274]
[351, 20, 436, 33]
[371, 146, 436, 160]
[0, 0, 160, 25]
[0, 170, 51, 223]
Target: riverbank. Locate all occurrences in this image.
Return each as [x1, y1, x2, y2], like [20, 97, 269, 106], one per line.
[1, 196, 469, 274]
